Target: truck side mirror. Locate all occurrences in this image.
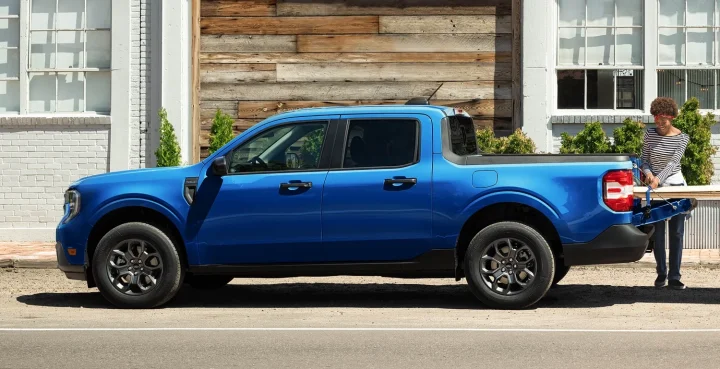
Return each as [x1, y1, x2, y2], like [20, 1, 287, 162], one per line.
[212, 156, 228, 176]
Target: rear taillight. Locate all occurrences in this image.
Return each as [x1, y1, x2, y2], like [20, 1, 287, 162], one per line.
[603, 170, 634, 212]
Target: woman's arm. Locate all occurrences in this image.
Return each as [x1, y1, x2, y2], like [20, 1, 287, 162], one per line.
[655, 134, 690, 184]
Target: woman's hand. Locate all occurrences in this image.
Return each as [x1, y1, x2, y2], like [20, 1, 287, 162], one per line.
[650, 176, 659, 189]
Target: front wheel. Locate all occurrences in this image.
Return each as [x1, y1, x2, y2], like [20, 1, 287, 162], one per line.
[464, 221, 555, 309]
[92, 222, 184, 309]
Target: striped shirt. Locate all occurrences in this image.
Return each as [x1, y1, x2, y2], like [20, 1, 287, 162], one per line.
[640, 128, 690, 185]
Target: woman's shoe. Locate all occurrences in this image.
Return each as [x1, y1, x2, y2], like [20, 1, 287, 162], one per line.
[668, 280, 686, 290]
[654, 275, 667, 287]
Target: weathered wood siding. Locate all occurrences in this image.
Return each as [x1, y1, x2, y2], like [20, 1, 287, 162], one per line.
[198, 0, 515, 159]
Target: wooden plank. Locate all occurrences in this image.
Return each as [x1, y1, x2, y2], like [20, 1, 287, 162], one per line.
[435, 82, 512, 100]
[379, 15, 511, 34]
[297, 34, 511, 53]
[200, 101, 240, 119]
[634, 185, 720, 200]
[200, 51, 512, 64]
[276, 62, 510, 82]
[201, 0, 276, 17]
[200, 35, 296, 53]
[236, 99, 512, 118]
[276, 0, 511, 16]
[201, 64, 277, 83]
[199, 120, 261, 147]
[192, 0, 201, 164]
[511, 0, 521, 130]
[200, 16, 379, 35]
[201, 82, 443, 100]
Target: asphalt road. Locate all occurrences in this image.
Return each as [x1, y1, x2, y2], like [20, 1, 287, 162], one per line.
[2, 267, 720, 368]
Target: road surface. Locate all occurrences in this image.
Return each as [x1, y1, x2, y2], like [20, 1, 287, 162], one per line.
[2, 267, 720, 368]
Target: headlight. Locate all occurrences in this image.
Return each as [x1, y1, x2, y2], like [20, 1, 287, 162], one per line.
[63, 189, 81, 223]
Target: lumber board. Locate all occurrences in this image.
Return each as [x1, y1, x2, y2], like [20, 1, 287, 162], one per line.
[379, 15, 512, 34]
[434, 81, 512, 100]
[201, 0, 276, 17]
[200, 16, 379, 35]
[201, 64, 277, 83]
[236, 99, 512, 118]
[200, 35, 296, 53]
[634, 185, 720, 200]
[297, 34, 511, 53]
[511, 0, 521, 130]
[200, 118, 260, 133]
[200, 52, 512, 64]
[200, 82, 444, 100]
[276, 62, 511, 82]
[276, 0, 511, 16]
[200, 101, 241, 118]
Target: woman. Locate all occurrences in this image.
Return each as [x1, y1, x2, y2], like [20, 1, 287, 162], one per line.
[641, 97, 690, 290]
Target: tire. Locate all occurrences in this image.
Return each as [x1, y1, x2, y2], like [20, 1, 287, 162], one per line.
[552, 264, 570, 286]
[464, 221, 555, 309]
[186, 275, 234, 290]
[92, 222, 184, 309]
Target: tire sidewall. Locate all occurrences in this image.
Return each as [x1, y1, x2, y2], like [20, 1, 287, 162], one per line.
[464, 221, 555, 309]
[92, 222, 183, 308]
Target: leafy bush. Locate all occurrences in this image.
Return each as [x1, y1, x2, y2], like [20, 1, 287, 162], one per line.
[612, 118, 645, 155]
[155, 107, 181, 167]
[559, 121, 612, 154]
[672, 97, 717, 185]
[209, 109, 235, 155]
[476, 128, 536, 154]
[298, 128, 324, 167]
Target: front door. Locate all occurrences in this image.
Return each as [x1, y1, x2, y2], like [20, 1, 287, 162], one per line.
[194, 116, 337, 265]
[320, 114, 434, 262]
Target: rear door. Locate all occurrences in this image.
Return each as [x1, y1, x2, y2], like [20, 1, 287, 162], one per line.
[320, 113, 434, 262]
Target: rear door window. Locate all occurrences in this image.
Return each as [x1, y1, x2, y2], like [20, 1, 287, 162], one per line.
[343, 119, 418, 168]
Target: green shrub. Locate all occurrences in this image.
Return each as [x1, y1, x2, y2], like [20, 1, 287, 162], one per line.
[155, 107, 181, 167]
[298, 128, 324, 167]
[476, 127, 500, 153]
[612, 118, 645, 155]
[559, 121, 612, 154]
[476, 128, 536, 154]
[209, 109, 235, 155]
[672, 97, 717, 185]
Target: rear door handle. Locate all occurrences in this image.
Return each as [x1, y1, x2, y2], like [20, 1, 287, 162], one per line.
[280, 182, 312, 189]
[384, 178, 417, 185]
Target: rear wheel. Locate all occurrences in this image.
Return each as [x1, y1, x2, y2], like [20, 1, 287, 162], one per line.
[186, 275, 234, 289]
[464, 221, 555, 309]
[92, 222, 184, 309]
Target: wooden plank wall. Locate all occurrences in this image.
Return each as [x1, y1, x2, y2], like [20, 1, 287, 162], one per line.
[197, 0, 515, 159]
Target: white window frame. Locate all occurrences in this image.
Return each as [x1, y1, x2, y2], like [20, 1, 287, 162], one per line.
[0, 0, 118, 117]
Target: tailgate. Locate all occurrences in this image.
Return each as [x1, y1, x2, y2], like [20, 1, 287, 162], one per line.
[630, 158, 697, 227]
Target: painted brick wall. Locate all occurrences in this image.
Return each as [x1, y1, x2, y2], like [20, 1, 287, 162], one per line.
[130, 0, 150, 170]
[0, 124, 109, 236]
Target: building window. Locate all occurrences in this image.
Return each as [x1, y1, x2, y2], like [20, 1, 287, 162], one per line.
[0, 0, 111, 115]
[556, 0, 644, 110]
[657, 0, 719, 109]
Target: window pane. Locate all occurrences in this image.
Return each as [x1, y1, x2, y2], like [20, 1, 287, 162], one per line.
[617, 0, 642, 26]
[29, 72, 57, 113]
[658, 70, 686, 106]
[616, 28, 642, 65]
[57, 72, 84, 112]
[30, 31, 55, 69]
[616, 69, 643, 109]
[587, 70, 614, 109]
[31, 0, 56, 30]
[0, 80, 19, 112]
[687, 70, 714, 109]
[87, 0, 111, 29]
[0, 0, 19, 16]
[659, 28, 686, 65]
[687, 0, 714, 26]
[687, 28, 713, 65]
[57, 31, 83, 68]
[659, 0, 685, 26]
[0, 19, 19, 48]
[558, 28, 585, 65]
[0, 47, 18, 78]
[557, 70, 585, 109]
[343, 120, 417, 168]
[587, 0, 614, 26]
[86, 72, 110, 112]
[86, 31, 110, 68]
[587, 28, 614, 65]
[58, 0, 84, 29]
[448, 115, 478, 155]
[559, 0, 585, 26]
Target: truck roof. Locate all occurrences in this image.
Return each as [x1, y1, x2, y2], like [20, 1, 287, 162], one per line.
[264, 103, 457, 121]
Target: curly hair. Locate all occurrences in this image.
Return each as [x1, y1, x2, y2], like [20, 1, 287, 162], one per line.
[650, 97, 678, 117]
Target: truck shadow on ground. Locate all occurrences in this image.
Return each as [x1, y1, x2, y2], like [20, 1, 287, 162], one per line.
[15, 282, 720, 310]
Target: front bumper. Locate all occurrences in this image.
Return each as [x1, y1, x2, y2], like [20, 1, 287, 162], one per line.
[55, 242, 86, 281]
[562, 224, 655, 266]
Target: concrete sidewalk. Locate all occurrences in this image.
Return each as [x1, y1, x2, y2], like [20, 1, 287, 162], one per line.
[1, 242, 720, 270]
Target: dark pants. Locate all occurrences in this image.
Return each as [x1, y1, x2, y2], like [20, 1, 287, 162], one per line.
[653, 212, 686, 281]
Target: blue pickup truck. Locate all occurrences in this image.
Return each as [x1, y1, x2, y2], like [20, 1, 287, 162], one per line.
[55, 100, 695, 309]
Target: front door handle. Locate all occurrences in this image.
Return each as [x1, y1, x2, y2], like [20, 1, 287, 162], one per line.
[384, 178, 417, 185]
[280, 182, 312, 189]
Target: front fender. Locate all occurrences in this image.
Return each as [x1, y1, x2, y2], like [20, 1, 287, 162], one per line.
[89, 197, 186, 237]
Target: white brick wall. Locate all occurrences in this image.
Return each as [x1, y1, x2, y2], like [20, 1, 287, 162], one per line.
[130, 0, 150, 170]
[0, 124, 109, 231]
